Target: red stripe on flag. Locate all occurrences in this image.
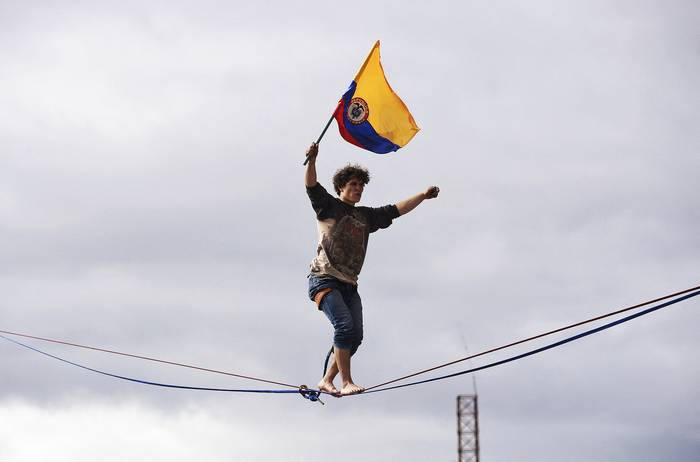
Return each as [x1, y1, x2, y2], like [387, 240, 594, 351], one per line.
[333, 100, 364, 149]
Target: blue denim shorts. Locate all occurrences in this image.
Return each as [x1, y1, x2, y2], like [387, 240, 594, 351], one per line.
[308, 274, 364, 353]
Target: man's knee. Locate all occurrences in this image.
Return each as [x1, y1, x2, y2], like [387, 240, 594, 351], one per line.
[350, 337, 363, 356]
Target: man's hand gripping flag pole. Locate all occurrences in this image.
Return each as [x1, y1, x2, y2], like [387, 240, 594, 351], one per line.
[303, 114, 335, 166]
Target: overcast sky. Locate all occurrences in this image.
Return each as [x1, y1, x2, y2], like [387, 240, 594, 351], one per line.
[1, 1, 699, 461]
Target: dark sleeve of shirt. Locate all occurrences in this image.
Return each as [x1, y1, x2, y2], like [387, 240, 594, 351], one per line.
[366, 204, 401, 233]
[306, 182, 336, 220]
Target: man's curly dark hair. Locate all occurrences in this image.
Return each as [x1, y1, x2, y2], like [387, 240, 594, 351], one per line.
[332, 164, 371, 195]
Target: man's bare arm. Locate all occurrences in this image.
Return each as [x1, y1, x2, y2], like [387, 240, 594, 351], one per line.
[304, 142, 319, 187]
[395, 186, 440, 216]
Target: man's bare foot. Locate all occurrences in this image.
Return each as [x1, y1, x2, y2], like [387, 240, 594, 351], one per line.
[340, 382, 365, 396]
[317, 380, 340, 396]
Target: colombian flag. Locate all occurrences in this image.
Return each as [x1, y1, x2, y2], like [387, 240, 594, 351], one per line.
[333, 41, 419, 154]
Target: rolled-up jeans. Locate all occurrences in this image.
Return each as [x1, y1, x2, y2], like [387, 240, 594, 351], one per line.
[308, 274, 364, 355]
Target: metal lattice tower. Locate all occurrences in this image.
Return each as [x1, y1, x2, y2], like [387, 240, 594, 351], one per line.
[457, 394, 480, 462]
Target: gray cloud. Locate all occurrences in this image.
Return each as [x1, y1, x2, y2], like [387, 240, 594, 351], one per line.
[1, 1, 699, 461]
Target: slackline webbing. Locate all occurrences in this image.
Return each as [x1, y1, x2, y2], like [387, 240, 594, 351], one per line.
[1, 285, 697, 401]
[0, 333, 300, 395]
[360, 288, 700, 395]
[363, 283, 700, 391]
[0, 328, 297, 389]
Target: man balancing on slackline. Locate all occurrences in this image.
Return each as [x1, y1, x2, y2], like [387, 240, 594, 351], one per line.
[304, 141, 439, 396]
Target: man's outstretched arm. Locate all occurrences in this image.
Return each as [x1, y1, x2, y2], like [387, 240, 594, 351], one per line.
[305, 142, 319, 187]
[395, 186, 440, 216]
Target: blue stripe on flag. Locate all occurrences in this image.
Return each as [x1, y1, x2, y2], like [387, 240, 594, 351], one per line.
[338, 83, 401, 154]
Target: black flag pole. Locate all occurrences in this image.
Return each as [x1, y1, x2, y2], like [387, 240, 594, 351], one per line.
[303, 112, 335, 165]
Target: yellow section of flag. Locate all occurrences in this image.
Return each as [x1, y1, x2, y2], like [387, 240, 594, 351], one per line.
[352, 41, 420, 147]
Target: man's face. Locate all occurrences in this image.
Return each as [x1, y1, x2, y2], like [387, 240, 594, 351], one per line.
[339, 177, 364, 205]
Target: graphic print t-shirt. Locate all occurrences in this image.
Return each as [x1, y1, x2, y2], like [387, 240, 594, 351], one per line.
[307, 182, 400, 285]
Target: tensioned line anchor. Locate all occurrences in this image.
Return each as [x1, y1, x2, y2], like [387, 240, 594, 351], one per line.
[298, 385, 324, 405]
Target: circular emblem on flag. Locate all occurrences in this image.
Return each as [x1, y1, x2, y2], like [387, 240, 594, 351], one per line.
[347, 98, 369, 124]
